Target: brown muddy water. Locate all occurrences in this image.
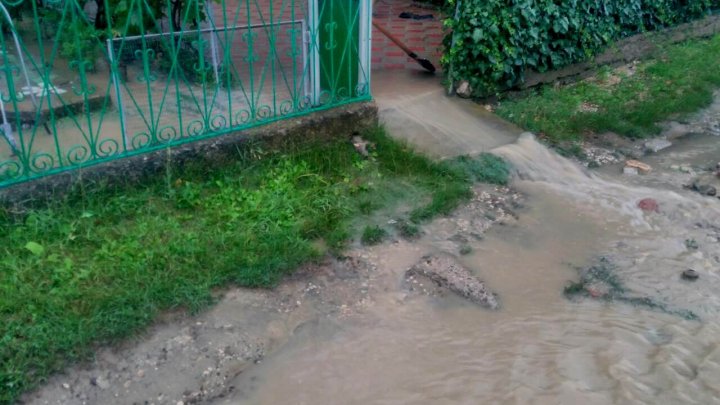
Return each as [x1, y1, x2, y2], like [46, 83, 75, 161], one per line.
[218, 134, 720, 405]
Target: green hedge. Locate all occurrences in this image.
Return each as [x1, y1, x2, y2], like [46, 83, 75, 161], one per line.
[443, 0, 719, 96]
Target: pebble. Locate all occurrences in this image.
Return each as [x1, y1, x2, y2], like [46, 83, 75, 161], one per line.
[93, 376, 110, 390]
[681, 269, 700, 281]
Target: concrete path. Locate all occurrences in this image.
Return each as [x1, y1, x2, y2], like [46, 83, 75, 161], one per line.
[372, 70, 521, 158]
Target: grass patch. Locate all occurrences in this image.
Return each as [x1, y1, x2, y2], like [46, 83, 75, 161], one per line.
[496, 34, 720, 144]
[361, 226, 388, 245]
[0, 126, 511, 403]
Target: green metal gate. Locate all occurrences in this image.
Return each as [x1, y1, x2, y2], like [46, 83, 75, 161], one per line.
[0, 0, 372, 188]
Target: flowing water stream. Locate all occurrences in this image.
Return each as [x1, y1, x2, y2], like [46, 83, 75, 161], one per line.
[214, 129, 720, 404]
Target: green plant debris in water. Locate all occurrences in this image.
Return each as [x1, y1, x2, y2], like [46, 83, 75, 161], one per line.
[0, 126, 513, 403]
[395, 220, 421, 240]
[564, 257, 699, 321]
[496, 34, 720, 145]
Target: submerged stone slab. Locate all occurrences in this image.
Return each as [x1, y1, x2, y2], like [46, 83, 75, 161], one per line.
[644, 139, 673, 153]
[405, 254, 500, 309]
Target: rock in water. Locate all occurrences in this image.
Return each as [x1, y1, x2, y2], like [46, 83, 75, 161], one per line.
[681, 269, 699, 281]
[455, 81, 472, 98]
[623, 167, 639, 176]
[405, 254, 499, 309]
[638, 198, 659, 213]
[625, 159, 652, 174]
[644, 139, 672, 153]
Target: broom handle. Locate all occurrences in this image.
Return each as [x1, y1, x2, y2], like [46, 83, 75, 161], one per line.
[372, 20, 417, 58]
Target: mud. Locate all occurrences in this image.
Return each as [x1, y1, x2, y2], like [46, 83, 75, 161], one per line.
[21, 183, 520, 405]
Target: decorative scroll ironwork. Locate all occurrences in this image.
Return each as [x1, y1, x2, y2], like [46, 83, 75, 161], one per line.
[0, 0, 372, 187]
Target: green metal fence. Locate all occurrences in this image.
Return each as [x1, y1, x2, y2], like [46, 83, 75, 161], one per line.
[0, 0, 372, 188]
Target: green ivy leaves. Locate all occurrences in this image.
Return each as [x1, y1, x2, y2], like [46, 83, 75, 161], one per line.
[444, 0, 719, 97]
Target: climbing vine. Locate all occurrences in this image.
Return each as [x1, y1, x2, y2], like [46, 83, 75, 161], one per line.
[443, 0, 720, 96]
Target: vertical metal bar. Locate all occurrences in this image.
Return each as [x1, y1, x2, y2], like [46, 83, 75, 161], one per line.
[107, 39, 129, 150]
[28, 0, 63, 166]
[269, 0, 277, 117]
[301, 19, 309, 103]
[164, 0, 185, 139]
[245, 0, 257, 118]
[308, 0, 320, 105]
[358, 0, 371, 95]
[219, 0, 233, 125]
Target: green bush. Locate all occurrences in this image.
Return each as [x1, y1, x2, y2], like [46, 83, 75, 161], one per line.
[443, 0, 719, 96]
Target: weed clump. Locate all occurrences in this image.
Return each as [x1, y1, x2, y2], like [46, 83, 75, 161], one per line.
[361, 226, 388, 245]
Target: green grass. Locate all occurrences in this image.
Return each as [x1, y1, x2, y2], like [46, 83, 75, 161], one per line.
[0, 126, 510, 403]
[496, 34, 720, 144]
[361, 226, 388, 245]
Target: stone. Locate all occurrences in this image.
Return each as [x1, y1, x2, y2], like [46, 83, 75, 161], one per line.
[351, 136, 372, 157]
[625, 159, 652, 174]
[703, 186, 718, 196]
[455, 80, 472, 99]
[406, 254, 499, 309]
[637, 198, 659, 213]
[692, 182, 717, 196]
[681, 269, 699, 281]
[91, 376, 110, 390]
[644, 139, 672, 153]
[623, 167, 639, 176]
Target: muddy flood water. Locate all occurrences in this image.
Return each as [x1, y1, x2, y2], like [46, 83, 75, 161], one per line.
[21, 91, 720, 405]
[218, 133, 720, 405]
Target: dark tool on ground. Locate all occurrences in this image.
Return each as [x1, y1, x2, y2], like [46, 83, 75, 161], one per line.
[372, 20, 436, 73]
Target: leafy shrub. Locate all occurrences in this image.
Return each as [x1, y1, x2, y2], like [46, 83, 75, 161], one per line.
[443, 0, 720, 96]
[60, 21, 101, 72]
